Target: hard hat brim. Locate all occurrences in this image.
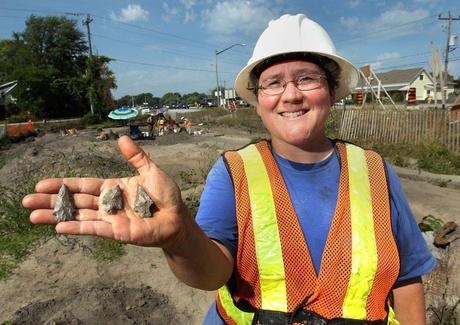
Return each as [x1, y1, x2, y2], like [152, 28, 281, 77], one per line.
[234, 51, 360, 106]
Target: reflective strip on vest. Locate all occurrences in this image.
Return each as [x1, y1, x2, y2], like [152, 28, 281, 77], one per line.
[342, 144, 378, 319]
[218, 285, 254, 325]
[239, 144, 288, 312]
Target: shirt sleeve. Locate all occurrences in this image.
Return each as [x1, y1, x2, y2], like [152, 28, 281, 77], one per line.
[195, 157, 238, 258]
[386, 162, 436, 282]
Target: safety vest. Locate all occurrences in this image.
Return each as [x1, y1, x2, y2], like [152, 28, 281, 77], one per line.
[216, 140, 400, 325]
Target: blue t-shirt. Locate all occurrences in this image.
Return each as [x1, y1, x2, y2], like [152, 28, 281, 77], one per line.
[196, 146, 435, 324]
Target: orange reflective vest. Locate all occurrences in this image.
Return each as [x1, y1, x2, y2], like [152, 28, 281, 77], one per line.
[216, 140, 400, 324]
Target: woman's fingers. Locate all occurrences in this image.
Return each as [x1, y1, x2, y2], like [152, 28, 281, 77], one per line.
[30, 209, 103, 224]
[23, 193, 99, 210]
[56, 220, 115, 239]
[35, 177, 105, 195]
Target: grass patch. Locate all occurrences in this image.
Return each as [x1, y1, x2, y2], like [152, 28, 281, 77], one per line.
[354, 141, 460, 176]
[0, 168, 55, 280]
[90, 238, 125, 262]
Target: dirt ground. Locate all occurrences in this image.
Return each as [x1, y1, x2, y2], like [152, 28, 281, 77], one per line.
[0, 125, 459, 324]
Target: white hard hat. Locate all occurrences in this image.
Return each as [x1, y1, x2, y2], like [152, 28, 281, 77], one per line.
[235, 14, 359, 106]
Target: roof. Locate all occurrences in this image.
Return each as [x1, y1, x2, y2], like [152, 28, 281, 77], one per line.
[371, 67, 426, 86]
[0, 80, 17, 97]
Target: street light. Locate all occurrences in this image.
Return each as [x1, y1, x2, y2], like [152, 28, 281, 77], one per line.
[215, 43, 246, 107]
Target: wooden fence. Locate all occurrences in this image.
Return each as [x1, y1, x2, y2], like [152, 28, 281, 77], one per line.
[336, 109, 460, 153]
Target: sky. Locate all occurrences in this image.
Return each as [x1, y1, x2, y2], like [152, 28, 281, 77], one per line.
[1, 0, 459, 100]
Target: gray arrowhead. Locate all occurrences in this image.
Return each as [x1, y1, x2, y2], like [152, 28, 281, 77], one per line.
[53, 184, 76, 222]
[101, 184, 123, 214]
[134, 185, 154, 218]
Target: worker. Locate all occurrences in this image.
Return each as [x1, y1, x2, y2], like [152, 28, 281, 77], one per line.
[157, 116, 165, 136]
[183, 118, 192, 134]
[146, 114, 155, 138]
[23, 14, 434, 324]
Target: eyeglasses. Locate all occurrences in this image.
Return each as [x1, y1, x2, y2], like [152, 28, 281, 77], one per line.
[250, 74, 326, 96]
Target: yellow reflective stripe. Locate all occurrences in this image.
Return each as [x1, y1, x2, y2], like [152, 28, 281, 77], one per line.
[239, 144, 288, 312]
[218, 286, 254, 325]
[387, 306, 400, 325]
[342, 144, 378, 319]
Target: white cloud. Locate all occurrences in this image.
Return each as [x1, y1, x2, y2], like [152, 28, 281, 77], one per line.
[203, 1, 278, 35]
[184, 10, 195, 23]
[347, 0, 361, 8]
[369, 5, 430, 38]
[413, 0, 438, 3]
[110, 4, 149, 23]
[369, 52, 401, 70]
[339, 16, 359, 30]
[180, 0, 197, 9]
[162, 2, 179, 22]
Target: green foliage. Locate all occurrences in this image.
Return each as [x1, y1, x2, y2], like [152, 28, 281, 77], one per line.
[356, 141, 460, 176]
[0, 166, 55, 279]
[161, 92, 182, 106]
[416, 143, 460, 175]
[115, 93, 160, 108]
[90, 238, 125, 261]
[418, 214, 444, 232]
[81, 111, 103, 126]
[0, 15, 116, 120]
[182, 92, 207, 106]
[86, 56, 117, 116]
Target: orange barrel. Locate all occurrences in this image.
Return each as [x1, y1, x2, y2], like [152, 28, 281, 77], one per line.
[356, 91, 363, 105]
[407, 87, 416, 104]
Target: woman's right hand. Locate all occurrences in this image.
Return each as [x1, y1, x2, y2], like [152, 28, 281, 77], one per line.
[22, 135, 189, 248]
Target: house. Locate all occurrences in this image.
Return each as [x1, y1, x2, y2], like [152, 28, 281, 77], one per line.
[354, 67, 455, 104]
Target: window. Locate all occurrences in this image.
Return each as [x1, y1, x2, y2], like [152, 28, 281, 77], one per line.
[427, 90, 430, 95]
[419, 74, 424, 80]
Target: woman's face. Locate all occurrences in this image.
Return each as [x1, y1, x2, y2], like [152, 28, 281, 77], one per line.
[256, 60, 334, 148]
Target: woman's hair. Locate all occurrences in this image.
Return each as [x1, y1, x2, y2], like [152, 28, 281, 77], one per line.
[249, 52, 340, 97]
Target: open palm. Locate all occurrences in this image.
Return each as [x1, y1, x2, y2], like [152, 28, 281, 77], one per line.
[22, 136, 188, 247]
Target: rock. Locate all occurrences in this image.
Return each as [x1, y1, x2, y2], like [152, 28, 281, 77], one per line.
[134, 185, 154, 218]
[100, 184, 123, 214]
[434, 221, 460, 248]
[53, 184, 75, 222]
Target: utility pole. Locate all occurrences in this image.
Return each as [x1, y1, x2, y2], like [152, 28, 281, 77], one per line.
[66, 12, 95, 114]
[438, 11, 460, 108]
[82, 14, 94, 57]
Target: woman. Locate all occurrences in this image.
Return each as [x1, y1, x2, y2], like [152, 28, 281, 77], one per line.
[23, 14, 434, 324]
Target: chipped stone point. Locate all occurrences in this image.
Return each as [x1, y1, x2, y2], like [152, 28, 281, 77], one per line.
[134, 185, 154, 218]
[101, 184, 123, 214]
[53, 184, 76, 222]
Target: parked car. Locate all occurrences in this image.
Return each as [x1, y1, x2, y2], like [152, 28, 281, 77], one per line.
[200, 98, 217, 107]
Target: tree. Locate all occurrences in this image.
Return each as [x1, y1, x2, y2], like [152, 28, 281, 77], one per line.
[182, 92, 207, 105]
[87, 56, 117, 117]
[3, 15, 90, 118]
[161, 92, 182, 106]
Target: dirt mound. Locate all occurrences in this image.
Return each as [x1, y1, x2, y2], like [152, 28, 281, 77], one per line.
[10, 283, 184, 325]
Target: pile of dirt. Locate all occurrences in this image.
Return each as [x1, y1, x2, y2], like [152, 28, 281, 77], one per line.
[11, 283, 183, 325]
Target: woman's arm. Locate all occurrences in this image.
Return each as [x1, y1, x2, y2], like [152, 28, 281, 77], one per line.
[392, 277, 426, 325]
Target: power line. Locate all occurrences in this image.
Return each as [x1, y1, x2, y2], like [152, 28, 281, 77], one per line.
[91, 33, 245, 65]
[336, 15, 436, 44]
[373, 56, 460, 72]
[111, 58, 238, 74]
[354, 51, 431, 66]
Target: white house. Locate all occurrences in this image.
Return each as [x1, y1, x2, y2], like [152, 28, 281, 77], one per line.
[355, 67, 455, 103]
